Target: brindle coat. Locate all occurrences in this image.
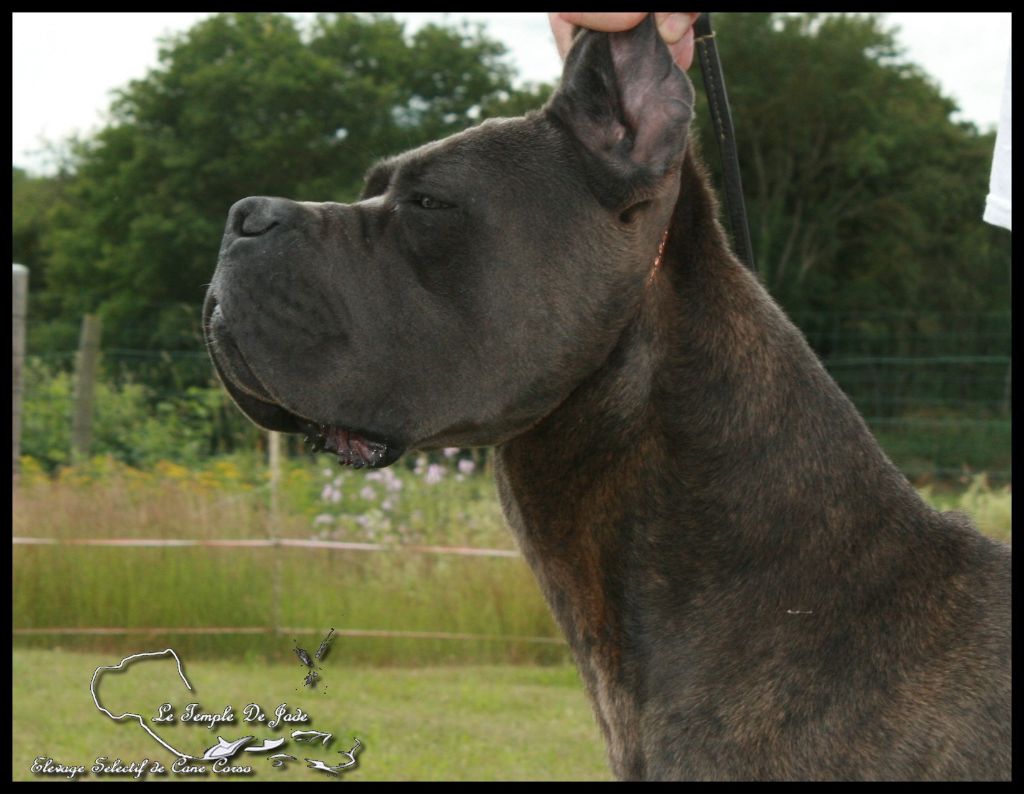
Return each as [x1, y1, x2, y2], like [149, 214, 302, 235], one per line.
[204, 18, 1011, 781]
[496, 144, 1012, 780]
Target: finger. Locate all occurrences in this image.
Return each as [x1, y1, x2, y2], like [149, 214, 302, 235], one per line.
[655, 12, 699, 71]
[653, 12, 696, 45]
[556, 12, 649, 32]
[550, 11, 699, 69]
[548, 12, 576, 60]
[668, 25, 696, 71]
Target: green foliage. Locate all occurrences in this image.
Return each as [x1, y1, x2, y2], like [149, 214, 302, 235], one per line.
[20, 357, 262, 470]
[12, 167, 58, 281]
[19, 358, 73, 469]
[701, 13, 1009, 318]
[12, 168, 78, 353]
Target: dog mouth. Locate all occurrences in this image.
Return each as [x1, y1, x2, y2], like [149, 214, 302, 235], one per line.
[203, 294, 402, 469]
[301, 423, 391, 469]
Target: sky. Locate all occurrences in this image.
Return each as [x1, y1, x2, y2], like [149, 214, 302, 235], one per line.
[12, 12, 1012, 176]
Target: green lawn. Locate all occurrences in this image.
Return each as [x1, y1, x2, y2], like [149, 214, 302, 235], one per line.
[13, 649, 610, 782]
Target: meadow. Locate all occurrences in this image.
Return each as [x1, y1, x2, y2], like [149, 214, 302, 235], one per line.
[14, 450, 568, 665]
[12, 451, 1011, 780]
[14, 451, 1011, 660]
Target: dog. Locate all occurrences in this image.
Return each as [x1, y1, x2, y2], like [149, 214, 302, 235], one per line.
[203, 17, 1011, 780]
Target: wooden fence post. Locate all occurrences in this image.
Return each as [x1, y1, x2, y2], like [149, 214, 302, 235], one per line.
[12, 264, 28, 479]
[268, 430, 283, 637]
[71, 314, 102, 462]
[269, 430, 282, 518]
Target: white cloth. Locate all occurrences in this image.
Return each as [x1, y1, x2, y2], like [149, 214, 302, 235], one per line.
[984, 47, 1011, 231]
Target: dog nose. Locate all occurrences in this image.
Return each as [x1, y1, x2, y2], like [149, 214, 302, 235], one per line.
[226, 196, 301, 237]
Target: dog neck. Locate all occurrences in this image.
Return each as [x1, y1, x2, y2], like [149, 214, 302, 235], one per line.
[494, 144, 932, 779]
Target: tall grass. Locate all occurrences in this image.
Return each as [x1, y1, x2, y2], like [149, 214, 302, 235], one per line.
[13, 451, 564, 664]
[916, 472, 1012, 544]
[13, 452, 1010, 663]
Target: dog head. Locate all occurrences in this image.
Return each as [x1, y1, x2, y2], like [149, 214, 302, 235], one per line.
[203, 16, 693, 466]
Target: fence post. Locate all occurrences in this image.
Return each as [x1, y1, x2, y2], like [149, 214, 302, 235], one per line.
[269, 430, 282, 518]
[71, 314, 102, 462]
[268, 430, 283, 637]
[12, 264, 28, 480]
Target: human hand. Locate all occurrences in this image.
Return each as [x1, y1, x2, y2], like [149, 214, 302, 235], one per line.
[549, 12, 699, 70]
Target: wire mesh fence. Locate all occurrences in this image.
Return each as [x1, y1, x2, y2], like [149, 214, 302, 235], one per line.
[16, 311, 1011, 482]
[794, 311, 1010, 481]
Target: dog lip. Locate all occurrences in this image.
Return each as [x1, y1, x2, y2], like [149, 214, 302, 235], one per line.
[204, 294, 402, 468]
[212, 355, 402, 469]
[205, 301, 280, 405]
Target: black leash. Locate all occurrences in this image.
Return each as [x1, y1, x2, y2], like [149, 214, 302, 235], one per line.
[693, 13, 756, 273]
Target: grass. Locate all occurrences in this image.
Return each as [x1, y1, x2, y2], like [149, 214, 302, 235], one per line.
[13, 544, 568, 664]
[915, 472, 1012, 544]
[13, 648, 609, 781]
[13, 454, 1011, 661]
[13, 452, 563, 664]
[15, 450, 513, 547]
[12, 457, 1010, 780]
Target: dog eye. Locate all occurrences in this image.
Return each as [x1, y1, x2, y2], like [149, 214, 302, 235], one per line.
[413, 194, 452, 210]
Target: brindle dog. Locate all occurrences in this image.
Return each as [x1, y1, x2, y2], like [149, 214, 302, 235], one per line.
[204, 18, 1011, 780]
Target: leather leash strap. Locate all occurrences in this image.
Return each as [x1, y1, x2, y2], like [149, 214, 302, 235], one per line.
[693, 12, 756, 273]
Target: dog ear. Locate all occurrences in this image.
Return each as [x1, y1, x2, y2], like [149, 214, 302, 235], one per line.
[547, 15, 694, 191]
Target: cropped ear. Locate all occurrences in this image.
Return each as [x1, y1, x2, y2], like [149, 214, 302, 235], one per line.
[547, 15, 694, 198]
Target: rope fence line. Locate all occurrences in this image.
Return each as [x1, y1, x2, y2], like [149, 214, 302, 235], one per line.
[12, 536, 521, 558]
[11, 626, 566, 645]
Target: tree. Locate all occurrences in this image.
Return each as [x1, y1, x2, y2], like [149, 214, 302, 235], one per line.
[696, 13, 1008, 331]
